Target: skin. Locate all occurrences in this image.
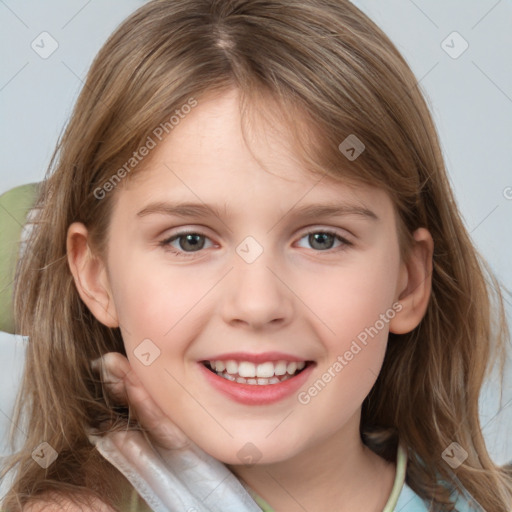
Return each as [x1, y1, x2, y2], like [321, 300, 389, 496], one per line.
[67, 87, 434, 511]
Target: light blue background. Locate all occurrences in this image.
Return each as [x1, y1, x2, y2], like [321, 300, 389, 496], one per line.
[1, 0, 511, 496]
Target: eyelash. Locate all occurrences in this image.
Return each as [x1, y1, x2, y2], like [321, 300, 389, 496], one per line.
[159, 229, 353, 258]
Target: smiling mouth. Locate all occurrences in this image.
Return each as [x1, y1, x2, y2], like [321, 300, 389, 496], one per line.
[201, 360, 314, 386]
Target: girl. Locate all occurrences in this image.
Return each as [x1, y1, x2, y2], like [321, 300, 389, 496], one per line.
[1, 0, 511, 510]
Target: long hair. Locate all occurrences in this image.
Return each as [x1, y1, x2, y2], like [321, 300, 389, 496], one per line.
[2, 1, 511, 510]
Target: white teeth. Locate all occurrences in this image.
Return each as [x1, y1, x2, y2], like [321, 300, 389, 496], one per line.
[225, 360, 238, 374]
[286, 362, 297, 375]
[207, 358, 309, 384]
[274, 361, 287, 376]
[256, 362, 275, 378]
[238, 361, 256, 378]
[218, 372, 296, 385]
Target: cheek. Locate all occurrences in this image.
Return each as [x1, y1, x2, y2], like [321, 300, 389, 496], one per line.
[108, 252, 216, 344]
[297, 245, 400, 397]
[107, 254, 221, 410]
[298, 244, 400, 341]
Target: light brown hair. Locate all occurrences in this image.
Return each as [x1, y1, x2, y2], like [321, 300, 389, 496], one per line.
[2, 0, 511, 510]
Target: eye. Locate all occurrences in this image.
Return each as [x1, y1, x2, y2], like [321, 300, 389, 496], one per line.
[159, 231, 214, 257]
[159, 228, 352, 258]
[296, 230, 352, 252]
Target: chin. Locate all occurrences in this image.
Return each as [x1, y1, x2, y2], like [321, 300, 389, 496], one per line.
[194, 436, 301, 467]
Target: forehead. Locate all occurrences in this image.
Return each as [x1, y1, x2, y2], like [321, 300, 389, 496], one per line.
[117, 87, 395, 222]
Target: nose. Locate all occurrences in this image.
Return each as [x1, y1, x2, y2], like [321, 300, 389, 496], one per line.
[220, 249, 294, 330]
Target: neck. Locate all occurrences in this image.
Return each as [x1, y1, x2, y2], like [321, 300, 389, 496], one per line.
[226, 412, 396, 512]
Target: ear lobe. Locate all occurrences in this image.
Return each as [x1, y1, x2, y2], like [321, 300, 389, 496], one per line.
[66, 222, 119, 328]
[389, 227, 434, 335]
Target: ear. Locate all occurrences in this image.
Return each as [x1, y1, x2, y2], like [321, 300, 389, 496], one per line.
[66, 222, 119, 328]
[389, 227, 434, 335]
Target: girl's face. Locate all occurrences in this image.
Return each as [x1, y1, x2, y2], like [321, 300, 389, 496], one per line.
[101, 88, 408, 465]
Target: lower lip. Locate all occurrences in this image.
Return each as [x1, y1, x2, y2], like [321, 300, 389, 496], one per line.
[198, 362, 315, 405]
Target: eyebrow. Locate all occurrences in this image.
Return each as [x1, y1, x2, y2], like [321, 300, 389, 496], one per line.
[136, 201, 379, 222]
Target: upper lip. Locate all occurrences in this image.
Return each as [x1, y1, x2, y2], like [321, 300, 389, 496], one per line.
[200, 352, 313, 364]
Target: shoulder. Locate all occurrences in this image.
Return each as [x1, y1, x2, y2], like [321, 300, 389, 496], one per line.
[22, 496, 117, 512]
[398, 480, 484, 512]
[395, 481, 430, 511]
[21, 481, 152, 512]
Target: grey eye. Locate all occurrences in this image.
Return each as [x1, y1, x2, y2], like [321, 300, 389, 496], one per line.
[297, 231, 347, 251]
